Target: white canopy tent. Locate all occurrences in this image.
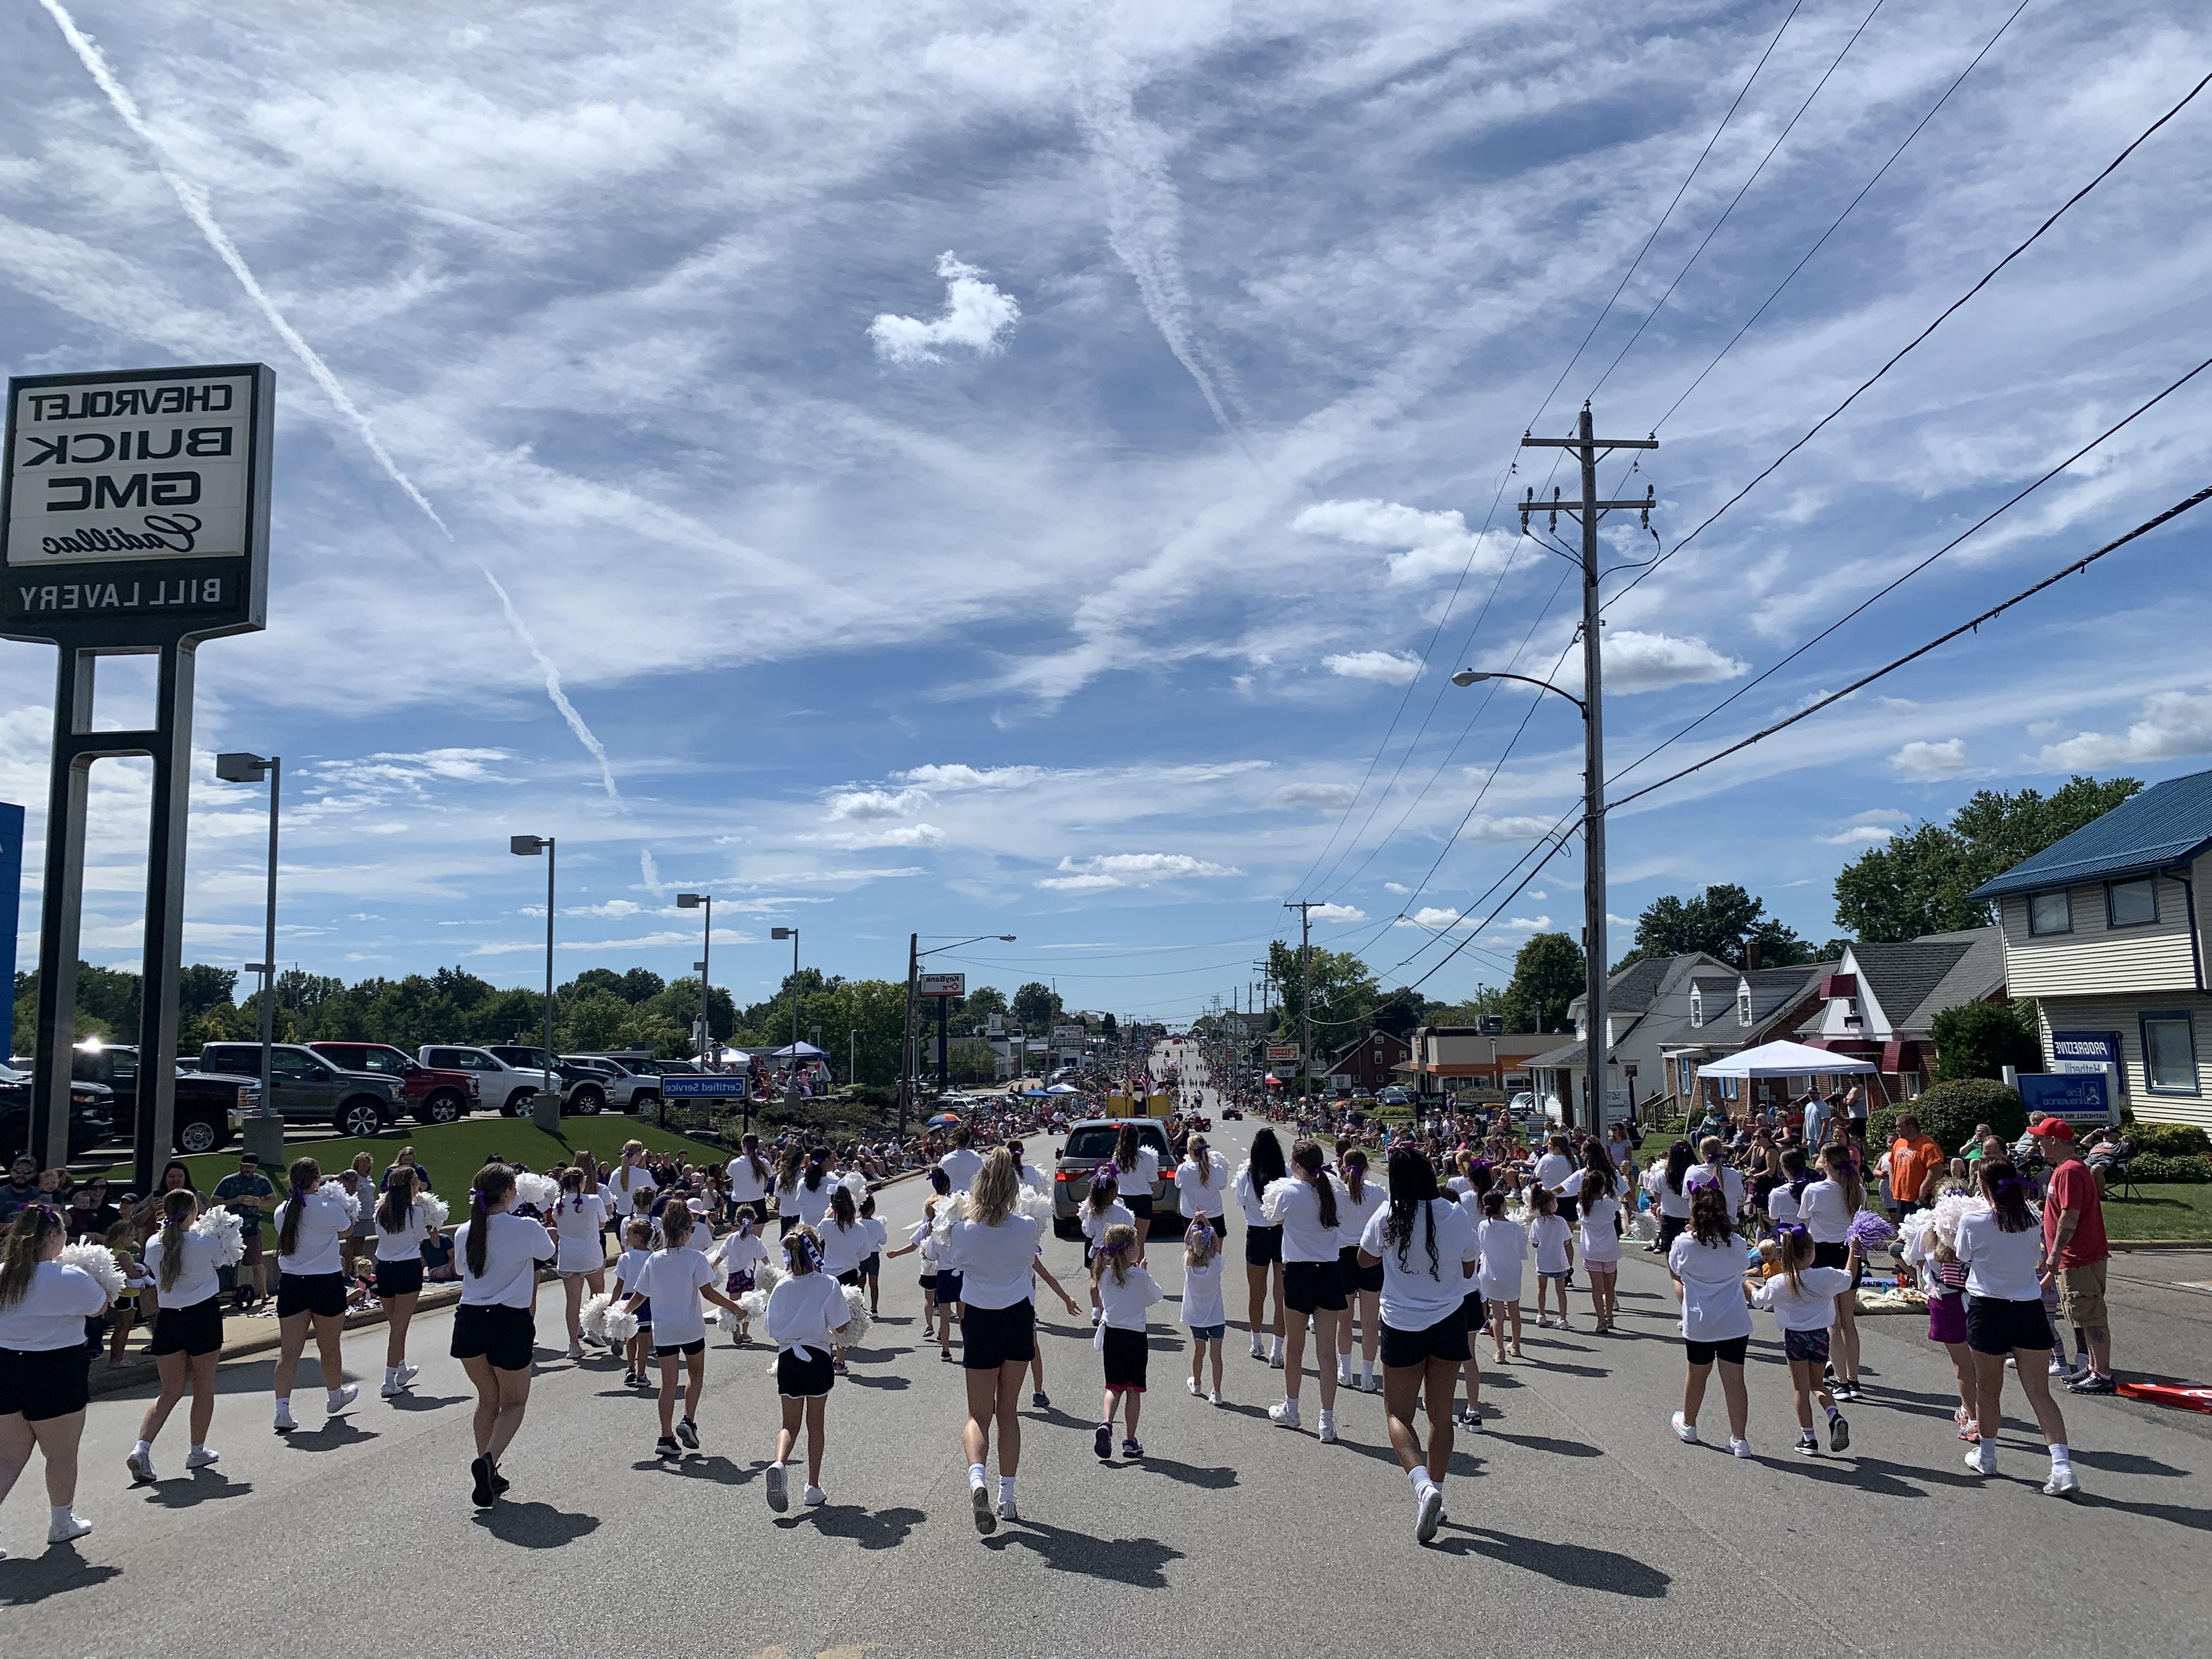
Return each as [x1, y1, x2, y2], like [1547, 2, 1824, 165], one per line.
[1697, 1040, 1876, 1079]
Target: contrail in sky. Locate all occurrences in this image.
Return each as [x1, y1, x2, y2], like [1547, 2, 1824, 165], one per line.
[37, 0, 625, 808]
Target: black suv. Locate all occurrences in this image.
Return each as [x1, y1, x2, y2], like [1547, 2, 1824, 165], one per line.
[0, 1061, 115, 1164]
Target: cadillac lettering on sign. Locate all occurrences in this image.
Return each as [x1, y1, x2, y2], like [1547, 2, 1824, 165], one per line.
[2, 363, 273, 644]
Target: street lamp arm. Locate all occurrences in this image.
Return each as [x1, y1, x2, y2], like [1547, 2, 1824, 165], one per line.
[918, 933, 1017, 956]
[1449, 668, 1587, 714]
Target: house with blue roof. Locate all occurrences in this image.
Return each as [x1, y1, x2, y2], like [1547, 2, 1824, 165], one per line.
[1967, 768, 2212, 1128]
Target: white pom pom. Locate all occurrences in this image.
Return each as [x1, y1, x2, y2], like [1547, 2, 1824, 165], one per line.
[840, 1283, 873, 1348]
[59, 1240, 125, 1300]
[754, 1258, 782, 1294]
[318, 1180, 361, 1224]
[1626, 1209, 1660, 1243]
[930, 1191, 970, 1246]
[190, 1205, 246, 1267]
[738, 1288, 771, 1326]
[512, 1173, 560, 1211]
[602, 1306, 639, 1343]
[1015, 1186, 1054, 1225]
[418, 1192, 450, 1231]
[1931, 1192, 1987, 1248]
[579, 1290, 614, 1344]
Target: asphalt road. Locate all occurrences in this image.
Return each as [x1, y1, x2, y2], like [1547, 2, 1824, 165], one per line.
[4, 1041, 2207, 1658]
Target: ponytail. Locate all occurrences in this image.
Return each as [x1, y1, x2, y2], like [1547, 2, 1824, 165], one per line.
[831, 1184, 856, 1230]
[377, 1167, 415, 1235]
[466, 1163, 513, 1278]
[1292, 1139, 1338, 1231]
[560, 1167, 586, 1214]
[0, 1204, 63, 1308]
[278, 1158, 320, 1257]
[157, 1189, 196, 1291]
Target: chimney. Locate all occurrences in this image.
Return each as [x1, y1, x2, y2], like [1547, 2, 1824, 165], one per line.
[1744, 936, 1763, 972]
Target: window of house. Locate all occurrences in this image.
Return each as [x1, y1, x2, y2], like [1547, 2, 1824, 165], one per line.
[1737, 988, 1753, 1026]
[1676, 1057, 1694, 1095]
[1689, 989, 1704, 1028]
[2141, 1013, 2198, 1094]
[2029, 891, 2072, 935]
[2108, 877, 2158, 928]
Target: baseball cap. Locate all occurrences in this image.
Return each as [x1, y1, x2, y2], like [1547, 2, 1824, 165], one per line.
[2026, 1118, 2076, 1142]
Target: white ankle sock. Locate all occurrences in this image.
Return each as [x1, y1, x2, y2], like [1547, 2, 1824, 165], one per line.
[1407, 1468, 1433, 1495]
[2050, 1442, 2072, 1466]
[49, 1504, 74, 1527]
[132, 1439, 150, 1458]
[968, 1462, 988, 1490]
[998, 1475, 1016, 1503]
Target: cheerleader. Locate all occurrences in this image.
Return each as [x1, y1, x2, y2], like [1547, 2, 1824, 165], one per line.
[1577, 1149, 1623, 1333]
[373, 1168, 439, 1396]
[937, 1125, 984, 1194]
[1748, 1227, 1852, 1456]
[1173, 1135, 1229, 1245]
[548, 1167, 608, 1360]
[339, 1152, 379, 1279]
[618, 1203, 743, 1460]
[939, 1149, 1082, 1533]
[450, 1164, 556, 1507]
[1181, 1218, 1227, 1403]
[1111, 1123, 1161, 1247]
[1903, 1203, 1978, 1437]
[1475, 1191, 1527, 1363]
[1452, 1163, 1493, 1424]
[1801, 1143, 1864, 1400]
[608, 1141, 656, 1229]
[1955, 1159, 2076, 1496]
[1090, 1225, 1164, 1460]
[763, 1224, 851, 1510]
[1766, 1148, 1811, 1234]
[1646, 1141, 1696, 1254]
[1080, 1167, 1135, 1321]
[884, 1172, 950, 1352]
[269, 1158, 359, 1435]
[0, 1204, 110, 1549]
[611, 1218, 656, 1386]
[819, 1187, 870, 1372]
[1527, 1189, 1573, 1330]
[1263, 1139, 1345, 1441]
[1334, 1148, 1387, 1392]
[710, 1213, 769, 1344]
[1667, 1184, 1751, 1454]
[132, 1190, 226, 1481]
[726, 1134, 774, 1225]
[1356, 1148, 1480, 1544]
[1234, 1129, 1288, 1365]
[789, 1149, 839, 1235]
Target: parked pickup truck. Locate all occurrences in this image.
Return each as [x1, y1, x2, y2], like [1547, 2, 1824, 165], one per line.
[71, 1042, 255, 1156]
[416, 1045, 584, 1116]
[194, 1043, 402, 1140]
[0, 1061, 115, 1164]
[561, 1053, 661, 1115]
[306, 1042, 478, 1125]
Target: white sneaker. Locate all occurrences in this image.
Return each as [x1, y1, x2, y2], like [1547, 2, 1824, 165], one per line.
[1250, 1335, 1266, 1359]
[396, 1363, 418, 1390]
[273, 1401, 297, 1435]
[380, 1374, 405, 1398]
[326, 1384, 358, 1415]
[996, 1497, 1019, 1521]
[1336, 1363, 1353, 1386]
[1672, 1412, 1699, 1444]
[1269, 1350, 1285, 1370]
[46, 1511, 92, 1545]
[1728, 1437, 1752, 1459]
[765, 1463, 788, 1512]
[1318, 1408, 1339, 1444]
[1208, 1390, 1223, 1406]
[2047, 1356, 2069, 1376]
[185, 1447, 220, 1470]
[802, 1484, 826, 1506]
[1186, 1376, 1203, 1396]
[1414, 1482, 1443, 1544]
[126, 1448, 156, 1485]
[1965, 1444, 1996, 1476]
[1536, 1314, 1553, 1329]
[1268, 1398, 1301, 1429]
[567, 1343, 585, 1361]
[2042, 1463, 2080, 1498]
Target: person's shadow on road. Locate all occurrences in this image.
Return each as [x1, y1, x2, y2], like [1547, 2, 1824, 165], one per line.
[470, 1500, 600, 1548]
[1429, 1522, 1669, 1595]
[0, 1544, 121, 1604]
[775, 1503, 923, 1548]
[981, 1517, 1183, 1585]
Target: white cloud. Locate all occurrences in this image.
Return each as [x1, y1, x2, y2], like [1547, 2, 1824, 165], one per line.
[1459, 814, 1558, 842]
[1323, 650, 1421, 686]
[1274, 781, 1359, 809]
[825, 787, 929, 821]
[811, 823, 946, 849]
[1395, 906, 1468, 929]
[895, 764, 1046, 792]
[1383, 882, 1412, 895]
[1599, 631, 1747, 694]
[1888, 739, 1974, 781]
[1293, 499, 1509, 585]
[1503, 915, 1551, 932]
[2033, 691, 2212, 770]
[1526, 890, 1547, 900]
[1037, 852, 1241, 890]
[1816, 825, 1896, 846]
[867, 251, 1020, 364]
[1308, 902, 1366, 922]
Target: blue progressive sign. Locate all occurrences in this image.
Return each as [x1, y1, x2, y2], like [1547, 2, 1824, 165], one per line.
[2050, 1030, 2121, 1071]
[659, 1074, 751, 1098]
[2018, 1071, 2114, 1121]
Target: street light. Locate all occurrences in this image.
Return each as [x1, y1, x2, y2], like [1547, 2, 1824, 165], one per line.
[215, 752, 280, 1143]
[1451, 665, 1602, 1135]
[901, 932, 1017, 1135]
[676, 892, 713, 1066]
[510, 834, 558, 1131]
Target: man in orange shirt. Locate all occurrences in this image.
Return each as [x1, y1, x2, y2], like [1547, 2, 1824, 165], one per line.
[1886, 1113, 1945, 1217]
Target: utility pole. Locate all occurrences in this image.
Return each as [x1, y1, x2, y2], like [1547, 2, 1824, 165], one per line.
[1283, 900, 1316, 1103]
[1519, 403, 1656, 1137]
[899, 932, 918, 1139]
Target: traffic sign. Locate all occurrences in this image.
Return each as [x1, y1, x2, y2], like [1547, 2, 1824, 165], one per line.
[659, 1074, 751, 1098]
[918, 972, 965, 997]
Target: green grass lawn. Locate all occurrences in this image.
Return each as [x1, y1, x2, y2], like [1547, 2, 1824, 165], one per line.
[2104, 1183, 2212, 1242]
[103, 1115, 733, 1195]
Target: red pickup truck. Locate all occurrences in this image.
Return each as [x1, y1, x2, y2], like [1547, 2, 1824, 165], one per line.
[305, 1042, 478, 1125]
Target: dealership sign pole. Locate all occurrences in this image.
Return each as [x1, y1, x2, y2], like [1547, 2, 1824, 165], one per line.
[2, 364, 274, 1190]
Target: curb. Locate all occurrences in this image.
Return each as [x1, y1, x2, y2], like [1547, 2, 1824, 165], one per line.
[2110, 1239, 2212, 1252]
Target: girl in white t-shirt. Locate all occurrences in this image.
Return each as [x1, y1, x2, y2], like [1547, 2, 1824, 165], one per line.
[1091, 1224, 1164, 1460]
[1080, 1168, 1136, 1321]
[449, 1163, 558, 1508]
[1181, 1219, 1227, 1403]
[0, 1202, 110, 1544]
[610, 1218, 656, 1388]
[855, 1194, 889, 1317]
[1476, 1192, 1527, 1363]
[1528, 1188, 1574, 1331]
[1748, 1228, 1854, 1457]
[618, 1203, 743, 1462]
[1576, 1154, 1624, 1333]
[608, 1140, 656, 1226]
[1335, 1149, 1389, 1392]
[269, 1157, 359, 1436]
[132, 1188, 230, 1483]
[1666, 1186, 1752, 1455]
[372, 1166, 441, 1398]
[549, 1166, 608, 1362]
[763, 1224, 852, 1512]
[710, 1214, 770, 1345]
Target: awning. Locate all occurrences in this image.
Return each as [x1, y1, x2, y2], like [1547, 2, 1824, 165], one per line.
[770, 1042, 827, 1058]
[1697, 1039, 1877, 1078]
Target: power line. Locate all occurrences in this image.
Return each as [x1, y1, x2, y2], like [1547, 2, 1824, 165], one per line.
[1605, 62, 2212, 612]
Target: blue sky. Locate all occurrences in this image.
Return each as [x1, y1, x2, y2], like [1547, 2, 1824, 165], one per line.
[4, 0, 2211, 1023]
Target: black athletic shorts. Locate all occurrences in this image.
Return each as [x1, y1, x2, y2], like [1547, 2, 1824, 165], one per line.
[149, 1295, 224, 1358]
[1557, 1195, 1581, 1226]
[859, 1252, 881, 1279]
[1812, 1239, 1866, 1289]
[373, 1257, 424, 1300]
[961, 1298, 1036, 1370]
[0, 1344, 91, 1421]
[451, 1302, 535, 1372]
[1284, 1258, 1347, 1315]
[936, 1269, 964, 1305]
[1244, 1223, 1283, 1267]
[778, 1347, 834, 1398]
[1380, 1305, 1470, 1368]
[1127, 1191, 1155, 1221]
[1967, 1295, 2055, 1356]
[1338, 1244, 1383, 1295]
[1684, 1333, 1750, 1367]
[275, 1271, 347, 1321]
[1102, 1324, 1149, 1391]
[837, 1269, 862, 1288]
[653, 1337, 707, 1358]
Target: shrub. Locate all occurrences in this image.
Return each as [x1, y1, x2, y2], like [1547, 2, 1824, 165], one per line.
[2129, 1123, 2212, 1158]
[1904, 1077, 2025, 1155]
[1929, 1000, 2042, 1082]
[2129, 1153, 2212, 1184]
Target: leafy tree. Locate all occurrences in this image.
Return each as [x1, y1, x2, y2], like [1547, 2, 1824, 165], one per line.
[963, 985, 1009, 1026]
[1011, 983, 1062, 1032]
[1427, 985, 1506, 1026]
[1615, 884, 1812, 971]
[1833, 775, 2141, 943]
[1499, 933, 1584, 1034]
[1929, 999, 2043, 1082]
[1099, 1011, 1118, 1039]
[1266, 941, 1383, 1058]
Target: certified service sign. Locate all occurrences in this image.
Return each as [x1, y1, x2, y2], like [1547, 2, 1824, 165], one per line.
[1, 363, 273, 645]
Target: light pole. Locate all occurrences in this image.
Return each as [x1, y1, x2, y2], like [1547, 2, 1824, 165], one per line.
[510, 834, 560, 1132]
[216, 752, 281, 1160]
[1450, 666, 1601, 1134]
[771, 926, 800, 1100]
[676, 892, 713, 1064]
[900, 933, 1017, 1132]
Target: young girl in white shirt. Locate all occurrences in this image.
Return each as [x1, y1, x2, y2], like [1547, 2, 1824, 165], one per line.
[855, 1193, 888, 1317]
[1181, 1219, 1227, 1404]
[711, 1213, 770, 1345]
[269, 1157, 359, 1436]
[1576, 1152, 1623, 1333]
[550, 1165, 607, 1362]
[132, 1189, 229, 1483]
[0, 1202, 111, 1545]
[1801, 1143, 1864, 1401]
[450, 1163, 557, 1508]
[1091, 1224, 1164, 1461]
[619, 1202, 743, 1462]
[1955, 1158, 2075, 1495]
[1527, 1188, 1573, 1331]
[1113, 1124, 1161, 1248]
[1234, 1130, 1288, 1365]
[1335, 1148, 1389, 1391]
[1748, 1227, 1853, 1457]
[1263, 1139, 1346, 1440]
[762, 1224, 852, 1511]
[1080, 1167, 1135, 1322]
[1476, 1190, 1527, 1363]
[611, 1217, 656, 1388]
[373, 1166, 440, 1397]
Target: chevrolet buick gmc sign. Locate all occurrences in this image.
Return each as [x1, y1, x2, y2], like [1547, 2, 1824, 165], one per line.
[2, 363, 273, 645]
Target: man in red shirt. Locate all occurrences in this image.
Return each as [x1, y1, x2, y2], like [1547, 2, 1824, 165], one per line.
[2032, 1119, 2113, 1392]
